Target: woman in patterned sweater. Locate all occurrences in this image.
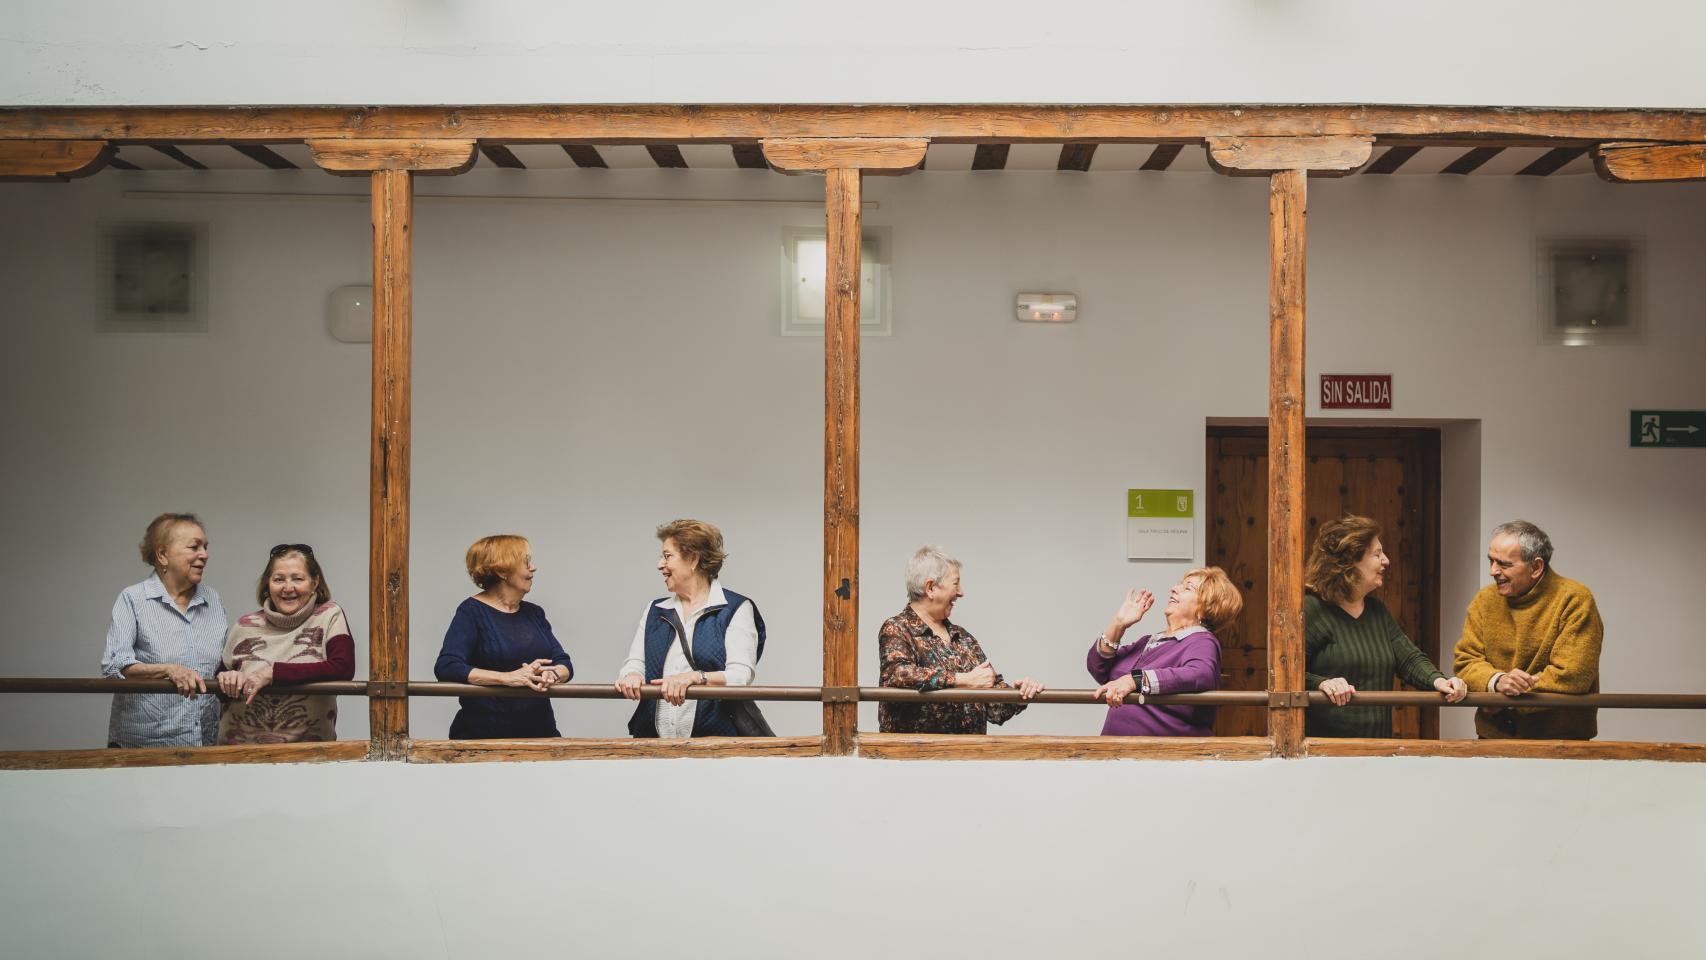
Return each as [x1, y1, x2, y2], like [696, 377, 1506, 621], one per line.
[1303, 515, 1467, 738]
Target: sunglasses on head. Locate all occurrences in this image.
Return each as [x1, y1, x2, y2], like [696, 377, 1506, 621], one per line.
[270, 543, 315, 557]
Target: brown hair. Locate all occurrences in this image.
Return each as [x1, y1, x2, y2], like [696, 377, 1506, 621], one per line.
[1305, 515, 1383, 605]
[255, 547, 333, 607]
[655, 519, 726, 581]
[138, 513, 204, 568]
[466, 534, 531, 590]
[1185, 566, 1244, 633]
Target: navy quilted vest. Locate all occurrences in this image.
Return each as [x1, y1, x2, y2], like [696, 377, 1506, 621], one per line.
[627, 589, 767, 738]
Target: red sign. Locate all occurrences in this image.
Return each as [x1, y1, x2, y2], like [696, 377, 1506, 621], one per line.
[1320, 374, 1392, 409]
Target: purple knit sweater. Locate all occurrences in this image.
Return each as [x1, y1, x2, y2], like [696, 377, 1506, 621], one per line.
[1085, 628, 1223, 737]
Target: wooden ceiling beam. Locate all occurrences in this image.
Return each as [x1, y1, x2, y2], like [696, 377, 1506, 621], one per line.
[1593, 142, 1706, 182]
[1140, 143, 1184, 171]
[146, 143, 206, 170]
[0, 139, 114, 180]
[308, 139, 477, 176]
[561, 144, 607, 168]
[478, 143, 526, 169]
[7, 105, 1705, 145]
[1206, 136, 1374, 176]
[971, 143, 1009, 170]
[1516, 147, 1587, 176]
[1364, 145, 1422, 175]
[1057, 143, 1097, 172]
[730, 143, 768, 169]
[646, 144, 689, 168]
[230, 143, 297, 169]
[1441, 146, 1503, 175]
[762, 138, 928, 174]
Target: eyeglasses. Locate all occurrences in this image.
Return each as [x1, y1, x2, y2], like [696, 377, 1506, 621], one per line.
[270, 543, 315, 557]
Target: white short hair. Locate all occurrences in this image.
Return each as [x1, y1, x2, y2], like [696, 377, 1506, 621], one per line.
[905, 545, 960, 601]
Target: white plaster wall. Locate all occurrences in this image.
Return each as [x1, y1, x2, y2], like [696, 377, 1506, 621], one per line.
[2, 755, 1704, 958]
[6, 1, 1706, 107]
[2, 167, 1703, 747]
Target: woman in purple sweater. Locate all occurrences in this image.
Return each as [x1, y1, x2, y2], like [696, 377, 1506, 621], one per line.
[1087, 567, 1243, 736]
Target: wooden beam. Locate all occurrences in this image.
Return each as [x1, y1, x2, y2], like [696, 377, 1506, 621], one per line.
[970, 143, 1009, 170]
[1594, 141, 1706, 182]
[410, 737, 823, 762]
[1057, 143, 1097, 172]
[762, 137, 927, 175]
[0, 139, 113, 180]
[646, 144, 689, 168]
[0, 741, 367, 770]
[9, 104, 1706, 145]
[146, 143, 206, 170]
[1441, 146, 1503, 175]
[230, 143, 297, 169]
[478, 143, 526, 169]
[1364, 145, 1422, 175]
[857, 734, 1274, 761]
[730, 143, 768, 169]
[369, 168, 413, 761]
[1140, 143, 1183, 171]
[822, 166, 862, 756]
[561, 144, 608, 168]
[1516, 147, 1587, 176]
[1206, 135, 1374, 176]
[308, 138, 476, 176]
[1306, 738, 1706, 763]
[1267, 169, 1308, 758]
[109, 155, 140, 171]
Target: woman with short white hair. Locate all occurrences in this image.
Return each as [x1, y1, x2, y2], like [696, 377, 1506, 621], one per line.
[877, 545, 1044, 734]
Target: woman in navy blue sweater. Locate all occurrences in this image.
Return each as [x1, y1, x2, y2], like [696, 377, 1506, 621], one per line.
[434, 534, 574, 739]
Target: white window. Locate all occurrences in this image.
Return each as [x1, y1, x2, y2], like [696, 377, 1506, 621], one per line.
[780, 226, 891, 337]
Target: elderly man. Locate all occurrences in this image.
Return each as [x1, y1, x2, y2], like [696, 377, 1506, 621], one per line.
[1453, 521, 1604, 739]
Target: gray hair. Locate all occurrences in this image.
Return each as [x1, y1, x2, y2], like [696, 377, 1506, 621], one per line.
[1492, 520, 1554, 565]
[905, 545, 960, 601]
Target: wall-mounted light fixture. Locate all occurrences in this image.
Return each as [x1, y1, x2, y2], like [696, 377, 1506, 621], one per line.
[1016, 292, 1077, 323]
[326, 285, 373, 343]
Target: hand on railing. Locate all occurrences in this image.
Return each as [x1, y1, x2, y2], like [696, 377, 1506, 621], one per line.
[1319, 677, 1355, 706]
[1014, 677, 1045, 701]
[615, 672, 645, 701]
[217, 664, 274, 705]
[1093, 674, 1137, 707]
[954, 662, 997, 689]
[1433, 676, 1469, 703]
[1494, 669, 1536, 696]
[652, 671, 699, 706]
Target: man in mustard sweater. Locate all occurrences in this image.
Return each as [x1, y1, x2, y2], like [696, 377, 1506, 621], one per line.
[1453, 520, 1604, 739]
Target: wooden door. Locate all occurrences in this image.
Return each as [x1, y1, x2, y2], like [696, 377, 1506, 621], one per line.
[1205, 426, 1441, 738]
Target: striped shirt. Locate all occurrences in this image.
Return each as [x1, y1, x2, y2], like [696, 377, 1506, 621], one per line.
[1303, 593, 1445, 739]
[101, 573, 227, 747]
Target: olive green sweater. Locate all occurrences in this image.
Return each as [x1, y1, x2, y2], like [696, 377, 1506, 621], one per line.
[1453, 569, 1603, 740]
[1303, 593, 1446, 738]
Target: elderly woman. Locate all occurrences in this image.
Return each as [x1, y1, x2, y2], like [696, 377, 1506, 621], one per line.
[1087, 567, 1243, 736]
[434, 535, 574, 739]
[1304, 515, 1467, 737]
[877, 545, 1044, 734]
[101, 513, 228, 748]
[617, 519, 766, 737]
[214, 545, 356, 744]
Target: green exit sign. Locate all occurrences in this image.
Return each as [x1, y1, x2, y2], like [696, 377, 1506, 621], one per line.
[1128, 489, 1194, 518]
[1631, 410, 1706, 448]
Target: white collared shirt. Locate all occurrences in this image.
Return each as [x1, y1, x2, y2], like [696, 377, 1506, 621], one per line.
[619, 581, 759, 738]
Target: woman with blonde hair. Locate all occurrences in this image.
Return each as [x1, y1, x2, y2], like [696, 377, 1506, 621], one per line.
[1087, 567, 1242, 736]
[1304, 515, 1466, 738]
[435, 535, 574, 739]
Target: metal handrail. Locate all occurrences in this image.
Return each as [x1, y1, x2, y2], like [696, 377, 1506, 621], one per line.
[3, 678, 1704, 709]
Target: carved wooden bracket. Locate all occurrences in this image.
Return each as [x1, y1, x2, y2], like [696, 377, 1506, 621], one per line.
[307, 138, 477, 176]
[761, 138, 928, 175]
[0, 140, 115, 181]
[1593, 141, 1706, 183]
[1205, 135, 1374, 177]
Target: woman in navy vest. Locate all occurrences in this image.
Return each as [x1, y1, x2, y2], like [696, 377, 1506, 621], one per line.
[434, 535, 574, 739]
[616, 519, 764, 737]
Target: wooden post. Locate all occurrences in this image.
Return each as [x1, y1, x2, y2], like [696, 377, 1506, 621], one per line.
[1267, 169, 1308, 757]
[820, 166, 863, 756]
[764, 138, 925, 755]
[368, 168, 413, 760]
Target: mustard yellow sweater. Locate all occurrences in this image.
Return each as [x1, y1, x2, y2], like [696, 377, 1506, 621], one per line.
[1453, 569, 1604, 740]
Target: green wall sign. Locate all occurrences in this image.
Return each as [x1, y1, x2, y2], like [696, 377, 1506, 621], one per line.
[1128, 489, 1194, 518]
[1631, 410, 1706, 448]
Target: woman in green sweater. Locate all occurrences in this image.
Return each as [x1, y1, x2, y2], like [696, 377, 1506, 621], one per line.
[1304, 515, 1468, 737]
